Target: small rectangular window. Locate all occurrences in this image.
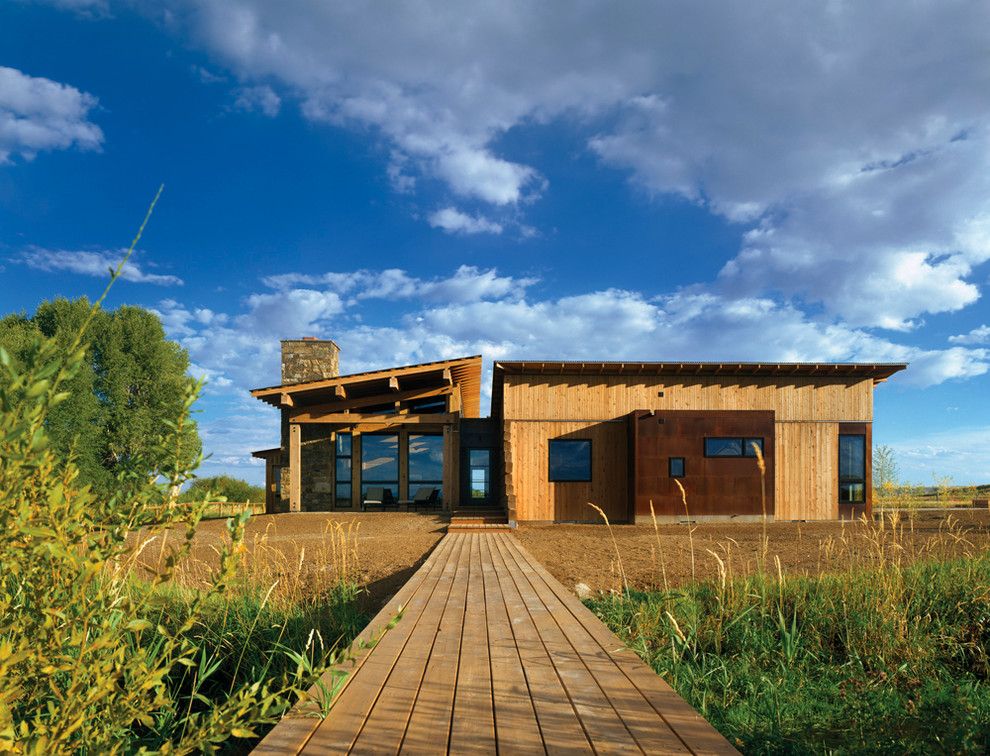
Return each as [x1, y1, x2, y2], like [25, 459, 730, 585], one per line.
[549, 439, 592, 482]
[704, 437, 764, 458]
[705, 437, 743, 457]
[669, 457, 685, 477]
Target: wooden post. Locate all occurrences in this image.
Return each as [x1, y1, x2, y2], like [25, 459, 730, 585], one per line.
[289, 423, 301, 512]
[351, 432, 362, 509]
[398, 429, 409, 503]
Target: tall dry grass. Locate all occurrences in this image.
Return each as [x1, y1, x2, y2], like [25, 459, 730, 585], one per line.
[586, 453, 990, 753]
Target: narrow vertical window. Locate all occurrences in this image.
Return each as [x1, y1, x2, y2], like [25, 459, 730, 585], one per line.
[669, 457, 685, 478]
[839, 434, 866, 503]
[334, 432, 352, 507]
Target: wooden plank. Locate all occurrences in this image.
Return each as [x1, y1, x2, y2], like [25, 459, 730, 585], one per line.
[505, 537, 738, 755]
[485, 533, 593, 754]
[348, 535, 468, 754]
[292, 412, 456, 426]
[289, 423, 301, 512]
[490, 537, 643, 753]
[302, 536, 463, 753]
[500, 536, 691, 754]
[400, 534, 472, 753]
[253, 536, 457, 754]
[448, 535, 497, 752]
[290, 386, 451, 418]
[478, 534, 547, 753]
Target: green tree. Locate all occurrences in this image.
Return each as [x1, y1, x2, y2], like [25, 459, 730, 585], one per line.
[873, 444, 899, 492]
[180, 475, 265, 503]
[0, 298, 201, 494]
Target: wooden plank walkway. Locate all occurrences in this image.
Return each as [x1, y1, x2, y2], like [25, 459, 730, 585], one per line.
[255, 533, 737, 755]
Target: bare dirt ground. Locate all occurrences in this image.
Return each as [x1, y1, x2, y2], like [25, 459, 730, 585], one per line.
[515, 510, 990, 595]
[132, 512, 447, 611]
[134, 509, 990, 608]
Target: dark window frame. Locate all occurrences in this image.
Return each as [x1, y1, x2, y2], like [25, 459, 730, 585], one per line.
[548, 439, 593, 483]
[669, 457, 685, 478]
[407, 432, 444, 500]
[360, 432, 400, 499]
[703, 437, 765, 458]
[838, 433, 867, 504]
[333, 432, 352, 507]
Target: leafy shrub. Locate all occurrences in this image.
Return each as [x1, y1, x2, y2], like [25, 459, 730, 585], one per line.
[0, 196, 351, 752]
[179, 476, 265, 504]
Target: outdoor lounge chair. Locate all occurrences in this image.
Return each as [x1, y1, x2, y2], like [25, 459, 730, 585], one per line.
[403, 486, 440, 511]
[362, 487, 397, 511]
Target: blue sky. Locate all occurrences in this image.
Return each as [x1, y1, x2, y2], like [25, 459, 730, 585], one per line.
[2, 1, 989, 485]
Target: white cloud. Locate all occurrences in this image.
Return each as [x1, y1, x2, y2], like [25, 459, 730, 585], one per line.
[428, 207, 503, 235]
[0, 66, 103, 163]
[889, 426, 990, 485]
[121, 0, 990, 334]
[16, 247, 183, 285]
[261, 265, 534, 304]
[232, 84, 280, 116]
[950, 324, 990, 346]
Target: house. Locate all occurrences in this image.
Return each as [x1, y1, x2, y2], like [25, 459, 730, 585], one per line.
[251, 337, 906, 522]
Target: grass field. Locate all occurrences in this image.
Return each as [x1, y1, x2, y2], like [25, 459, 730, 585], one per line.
[565, 511, 990, 754]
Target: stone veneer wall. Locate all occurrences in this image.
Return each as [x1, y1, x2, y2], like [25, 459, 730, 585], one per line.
[281, 338, 340, 385]
[277, 337, 340, 511]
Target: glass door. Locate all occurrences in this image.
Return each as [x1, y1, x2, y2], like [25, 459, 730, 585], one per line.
[464, 448, 491, 507]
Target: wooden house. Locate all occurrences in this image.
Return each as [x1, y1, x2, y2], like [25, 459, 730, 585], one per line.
[251, 339, 905, 522]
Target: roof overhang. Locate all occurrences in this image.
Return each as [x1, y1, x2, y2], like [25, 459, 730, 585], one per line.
[250, 355, 483, 418]
[493, 360, 906, 382]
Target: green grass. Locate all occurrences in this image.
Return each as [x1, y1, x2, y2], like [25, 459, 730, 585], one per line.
[588, 554, 990, 754]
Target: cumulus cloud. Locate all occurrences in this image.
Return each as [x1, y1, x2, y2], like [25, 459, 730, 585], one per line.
[950, 324, 990, 345]
[0, 66, 103, 163]
[153, 266, 989, 409]
[232, 84, 280, 116]
[428, 207, 503, 235]
[114, 0, 990, 334]
[16, 247, 183, 285]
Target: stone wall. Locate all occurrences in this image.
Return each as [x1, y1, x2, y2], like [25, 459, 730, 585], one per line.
[281, 338, 340, 385]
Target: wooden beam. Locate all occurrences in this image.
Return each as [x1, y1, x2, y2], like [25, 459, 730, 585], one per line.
[442, 367, 453, 386]
[280, 392, 294, 407]
[388, 376, 400, 391]
[291, 412, 457, 426]
[289, 424, 301, 512]
[335, 384, 346, 399]
[289, 386, 452, 418]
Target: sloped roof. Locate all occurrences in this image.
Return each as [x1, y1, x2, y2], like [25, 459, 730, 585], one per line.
[251, 355, 483, 417]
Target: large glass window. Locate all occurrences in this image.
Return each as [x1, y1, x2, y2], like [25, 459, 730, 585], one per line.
[334, 433, 351, 506]
[549, 439, 592, 482]
[704, 437, 764, 458]
[361, 433, 399, 498]
[839, 434, 866, 503]
[408, 434, 443, 499]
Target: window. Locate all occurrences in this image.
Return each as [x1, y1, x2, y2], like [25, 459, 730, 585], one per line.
[704, 437, 764, 458]
[549, 439, 592, 482]
[839, 434, 866, 503]
[408, 433, 443, 499]
[334, 433, 351, 506]
[469, 449, 491, 500]
[408, 397, 448, 414]
[272, 465, 282, 498]
[362, 433, 399, 498]
[669, 457, 685, 478]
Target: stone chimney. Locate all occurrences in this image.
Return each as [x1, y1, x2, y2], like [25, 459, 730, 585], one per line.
[280, 337, 340, 384]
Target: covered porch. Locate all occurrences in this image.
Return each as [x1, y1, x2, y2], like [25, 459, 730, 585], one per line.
[251, 355, 491, 514]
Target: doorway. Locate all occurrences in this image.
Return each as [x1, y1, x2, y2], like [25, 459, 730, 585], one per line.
[463, 448, 492, 507]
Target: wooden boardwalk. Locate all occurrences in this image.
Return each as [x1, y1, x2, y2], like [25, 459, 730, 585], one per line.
[255, 533, 737, 755]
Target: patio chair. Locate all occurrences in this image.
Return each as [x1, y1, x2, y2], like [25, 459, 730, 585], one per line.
[406, 486, 440, 511]
[362, 487, 397, 511]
